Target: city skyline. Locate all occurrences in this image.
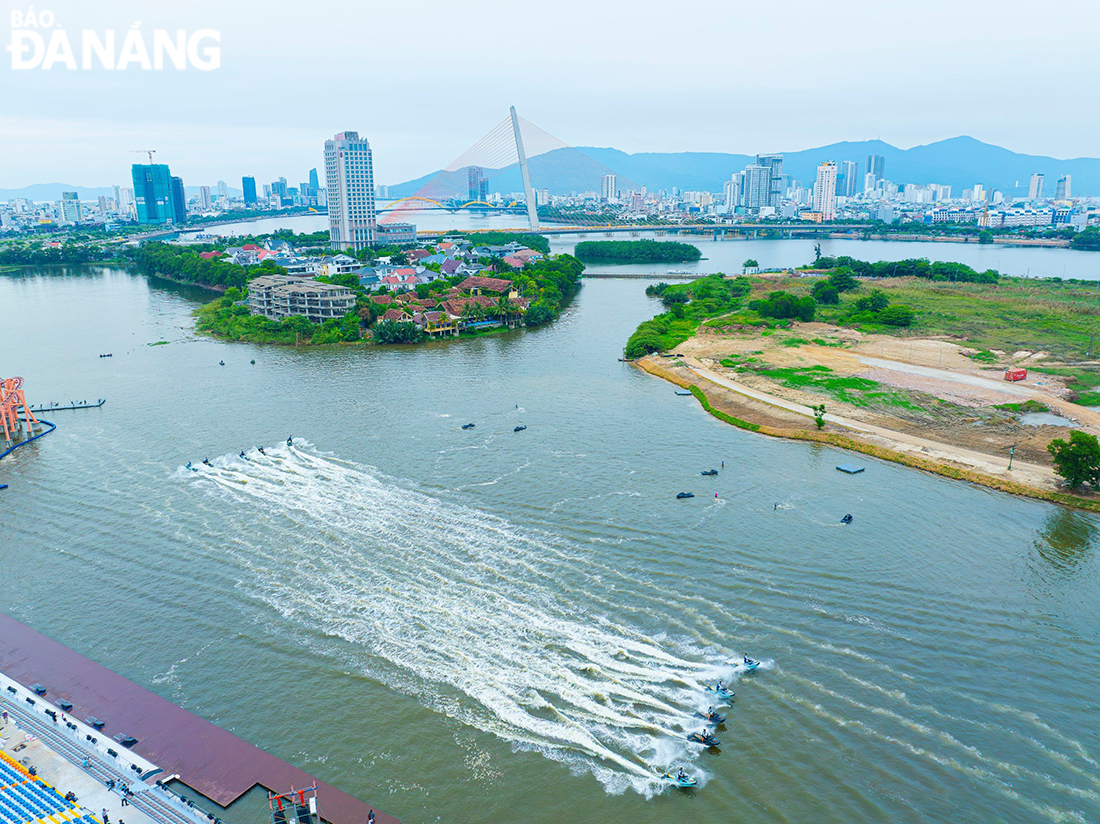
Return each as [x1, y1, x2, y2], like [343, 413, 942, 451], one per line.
[2, 0, 1099, 187]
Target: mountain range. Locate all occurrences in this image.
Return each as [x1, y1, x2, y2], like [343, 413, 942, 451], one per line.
[5, 137, 1098, 203]
[389, 137, 1100, 199]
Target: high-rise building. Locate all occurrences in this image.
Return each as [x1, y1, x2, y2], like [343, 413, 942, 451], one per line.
[309, 168, 320, 193]
[1028, 173, 1044, 200]
[469, 167, 489, 203]
[198, 186, 212, 211]
[217, 180, 228, 197]
[866, 154, 885, 183]
[131, 164, 176, 224]
[741, 164, 771, 210]
[812, 161, 838, 220]
[170, 176, 187, 223]
[755, 154, 784, 207]
[60, 192, 82, 223]
[324, 130, 377, 251]
[242, 176, 257, 204]
[837, 161, 858, 197]
[1055, 174, 1071, 200]
[601, 174, 617, 203]
[723, 172, 743, 211]
[863, 172, 877, 195]
[118, 186, 136, 217]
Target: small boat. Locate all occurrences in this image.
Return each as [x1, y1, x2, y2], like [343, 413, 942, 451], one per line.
[462, 423, 475, 430]
[694, 710, 726, 724]
[841, 514, 853, 524]
[701, 469, 718, 476]
[687, 731, 720, 747]
[514, 425, 527, 432]
[676, 492, 694, 499]
[661, 771, 698, 788]
[705, 683, 735, 700]
[0, 484, 8, 491]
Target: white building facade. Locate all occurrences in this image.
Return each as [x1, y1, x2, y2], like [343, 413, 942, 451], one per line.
[325, 131, 377, 251]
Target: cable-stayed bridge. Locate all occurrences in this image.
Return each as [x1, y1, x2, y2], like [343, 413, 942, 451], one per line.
[382, 108, 870, 239]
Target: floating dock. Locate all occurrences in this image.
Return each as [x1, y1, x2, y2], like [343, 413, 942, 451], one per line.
[0, 613, 398, 824]
[29, 399, 105, 413]
[836, 463, 866, 474]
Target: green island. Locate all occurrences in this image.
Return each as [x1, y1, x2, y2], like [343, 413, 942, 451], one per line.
[626, 254, 1100, 505]
[573, 239, 702, 264]
[192, 252, 584, 346]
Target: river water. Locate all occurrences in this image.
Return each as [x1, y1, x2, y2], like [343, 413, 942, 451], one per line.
[1, 260, 1099, 824]
[205, 213, 1100, 281]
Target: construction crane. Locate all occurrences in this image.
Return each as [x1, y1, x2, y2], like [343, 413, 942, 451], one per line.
[130, 149, 157, 164]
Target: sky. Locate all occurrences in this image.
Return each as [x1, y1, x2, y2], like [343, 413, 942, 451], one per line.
[3, 0, 1099, 189]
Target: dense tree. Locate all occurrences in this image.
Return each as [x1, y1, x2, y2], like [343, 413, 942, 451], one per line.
[749, 291, 816, 322]
[1048, 431, 1100, 489]
[574, 239, 702, 264]
[1070, 227, 1100, 252]
[828, 267, 860, 292]
[812, 282, 840, 304]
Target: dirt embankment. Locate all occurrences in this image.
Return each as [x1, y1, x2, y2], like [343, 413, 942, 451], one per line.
[637, 328, 1100, 513]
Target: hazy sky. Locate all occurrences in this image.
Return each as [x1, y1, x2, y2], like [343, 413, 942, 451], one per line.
[3, 0, 1099, 188]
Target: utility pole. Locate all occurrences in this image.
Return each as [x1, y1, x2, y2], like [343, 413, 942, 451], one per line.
[1008, 445, 1015, 471]
[510, 106, 539, 231]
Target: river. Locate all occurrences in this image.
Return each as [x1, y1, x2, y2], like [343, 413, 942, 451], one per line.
[1, 264, 1098, 824]
[203, 212, 1100, 281]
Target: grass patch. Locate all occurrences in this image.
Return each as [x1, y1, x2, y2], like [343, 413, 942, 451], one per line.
[781, 337, 811, 347]
[802, 276, 1100, 361]
[1075, 392, 1100, 406]
[811, 337, 845, 347]
[720, 360, 923, 410]
[994, 399, 1047, 413]
[689, 385, 761, 432]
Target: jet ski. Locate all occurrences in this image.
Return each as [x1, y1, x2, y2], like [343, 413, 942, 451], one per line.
[514, 425, 527, 432]
[202, 458, 212, 467]
[694, 709, 726, 724]
[687, 731, 720, 747]
[239, 451, 249, 461]
[740, 656, 760, 673]
[841, 513, 853, 524]
[676, 492, 694, 499]
[705, 683, 735, 700]
[257, 447, 266, 455]
[462, 423, 475, 430]
[185, 462, 197, 472]
[661, 771, 698, 788]
[250, 359, 256, 365]
[701, 469, 718, 476]
[219, 360, 225, 366]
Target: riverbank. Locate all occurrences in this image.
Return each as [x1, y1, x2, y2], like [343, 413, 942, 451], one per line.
[636, 351, 1100, 513]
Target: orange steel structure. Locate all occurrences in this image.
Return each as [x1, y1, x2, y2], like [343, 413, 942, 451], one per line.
[0, 377, 39, 442]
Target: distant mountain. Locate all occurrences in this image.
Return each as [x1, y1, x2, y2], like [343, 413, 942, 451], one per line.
[0, 183, 116, 201]
[0, 183, 243, 201]
[388, 137, 1099, 199]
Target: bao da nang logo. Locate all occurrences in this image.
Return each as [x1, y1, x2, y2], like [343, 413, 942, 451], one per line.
[7, 9, 220, 70]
